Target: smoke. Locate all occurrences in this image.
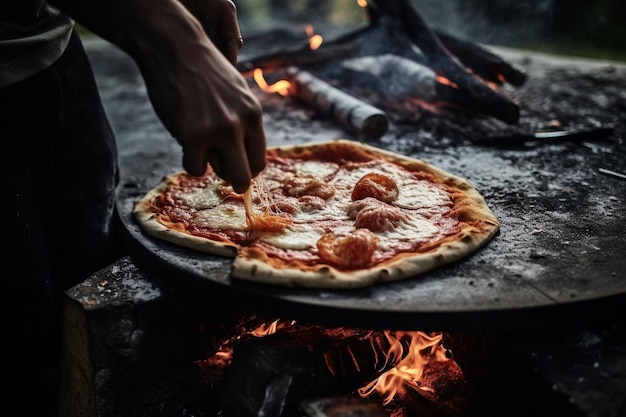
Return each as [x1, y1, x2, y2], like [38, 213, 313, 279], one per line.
[410, 0, 556, 46]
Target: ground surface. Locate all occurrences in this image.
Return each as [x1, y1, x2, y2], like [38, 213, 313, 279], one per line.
[83, 37, 625, 417]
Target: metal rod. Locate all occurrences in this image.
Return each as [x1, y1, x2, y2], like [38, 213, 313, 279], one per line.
[599, 168, 626, 180]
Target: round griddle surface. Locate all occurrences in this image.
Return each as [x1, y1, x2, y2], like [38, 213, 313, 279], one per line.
[101, 39, 626, 331]
[116, 165, 626, 332]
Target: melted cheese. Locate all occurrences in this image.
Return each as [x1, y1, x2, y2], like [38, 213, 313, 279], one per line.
[244, 187, 291, 234]
[194, 202, 247, 230]
[175, 184, 222, 210]
[377, 215, 439, 243]
[233, 159, 451, 254]
[293, 160, 338, 179]
[394, 180, 451, 210]
[260, 226, 324, 250]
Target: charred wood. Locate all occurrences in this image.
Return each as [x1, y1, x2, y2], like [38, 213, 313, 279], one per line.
[336, 54, 478, 116]
[367, 0, 519, 124]
[220, 325, 395, 417]
[301, 396, 389, 417]
[433, 29, 527, 87]
[238, 0, 523, 124]
[238, 41, 355, 77]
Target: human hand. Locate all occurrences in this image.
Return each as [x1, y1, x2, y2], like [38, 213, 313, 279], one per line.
[49, 0, 266, 193]
[138, 0, 265, 193]
[178, 0, 243, 66]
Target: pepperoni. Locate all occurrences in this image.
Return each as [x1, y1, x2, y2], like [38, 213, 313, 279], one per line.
[351, 173, 399, 203]
[317, 229, 378, 269]
[354, 205, 409, 232]
[283, 175, 336, 199]
[346, 197, 382, 219]
[269, 196, 300, 215]
[298, 195, 327, 212]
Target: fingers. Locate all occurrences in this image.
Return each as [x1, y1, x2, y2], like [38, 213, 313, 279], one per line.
[214, 0, 241, 45]
[214, 121, 267, 193]
[214, 144, 252, 194]
[223, 35, 243, 66]
[212, 0, 243, 66]
[245, 118, 267, 178]
[180, 0, 243, 66]
[182, 146, 210, 177]
[181, 120, 266, 194]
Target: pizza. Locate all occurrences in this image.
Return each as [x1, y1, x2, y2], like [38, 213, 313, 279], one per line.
[133, 139, 499, 289]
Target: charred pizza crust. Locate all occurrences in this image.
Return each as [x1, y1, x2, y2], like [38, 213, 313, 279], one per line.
[134, 139, 499, 289]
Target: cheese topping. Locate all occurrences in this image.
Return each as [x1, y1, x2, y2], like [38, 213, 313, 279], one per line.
[394, 179, 451, 210]
[260, 226, 324, 250]
[247, 158, 453, 255]
[194, 202, 248, 230]
[174, 182, 223, 210]
[377, 215, 439, 243]
[153, 149, 460, 269]
[293, 160, 339, 179]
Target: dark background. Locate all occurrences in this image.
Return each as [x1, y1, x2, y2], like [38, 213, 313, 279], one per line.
[234, 0, 626, 62]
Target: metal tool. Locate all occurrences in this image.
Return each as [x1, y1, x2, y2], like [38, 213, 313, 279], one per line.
[477, 126, 614, 146]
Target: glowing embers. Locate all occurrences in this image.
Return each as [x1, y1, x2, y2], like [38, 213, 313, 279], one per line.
[196, 317, 467, 416]
[305, 24, 324, 50]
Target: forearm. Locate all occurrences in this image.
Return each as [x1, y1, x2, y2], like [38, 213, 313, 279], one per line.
[49, 0, 218, 67]
[50, 0, 267, 192]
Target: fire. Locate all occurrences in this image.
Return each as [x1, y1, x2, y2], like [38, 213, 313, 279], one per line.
[356, 0, 368, 7]
[305, 24, 324, 50]
[252, 68, 290, 96]
[196, 318, 296, 375]
[249, 318, 296, 337]
[197, 318, 455, 412]
[436, 75, 458, 89]
[358, 331, 448, 405]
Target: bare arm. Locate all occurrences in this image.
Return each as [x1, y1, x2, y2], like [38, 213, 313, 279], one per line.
[50, 0, 266, 193]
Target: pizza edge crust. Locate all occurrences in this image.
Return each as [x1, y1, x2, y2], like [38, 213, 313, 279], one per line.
[230, 139, 499, 289]
[133, 172, 239, 258]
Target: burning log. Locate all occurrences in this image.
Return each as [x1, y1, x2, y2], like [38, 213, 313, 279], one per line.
[238, 0, 524, 124]
[337, 54, 478, 114]
[285, 67, 389, 139]
[367, 0, 519, 124]
[219, 325, 389, 417]
[238, 40, 354, 76]
[433, 29, 527, 87]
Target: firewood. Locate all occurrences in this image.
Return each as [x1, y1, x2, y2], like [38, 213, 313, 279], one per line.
[340, 54, 438, 103]
[285, 67, 389, 139]
[238, 43, 354, 77]
[433, 29, 527, 87]
[300, 396, 389, 417]
[220, 325, 394, 417]
[368, 0, 520, 124]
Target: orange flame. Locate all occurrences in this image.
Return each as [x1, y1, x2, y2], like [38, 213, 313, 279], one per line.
[358, 331, 448, 405]
[305, 24, 324, 50]
[436, 75, 458, 89]
[198, 318, 297, 372]
[356, 0, 368, 7]
[253, 68, 291, 96]
[250, 319, 296, 337]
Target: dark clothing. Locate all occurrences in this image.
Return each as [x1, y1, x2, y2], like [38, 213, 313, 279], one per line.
[0, 30, 124, 416]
